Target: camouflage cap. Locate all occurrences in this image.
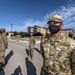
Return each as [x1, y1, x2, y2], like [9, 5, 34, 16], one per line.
[47, 14, 62, 23]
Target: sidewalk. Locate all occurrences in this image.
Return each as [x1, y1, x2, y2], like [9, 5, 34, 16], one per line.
[8, 38, 41, 43]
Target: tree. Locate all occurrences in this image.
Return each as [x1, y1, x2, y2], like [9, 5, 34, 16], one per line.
[19, 31, 25, 37]
[14, 31, 18, 36]
[6, 32, 8, 35]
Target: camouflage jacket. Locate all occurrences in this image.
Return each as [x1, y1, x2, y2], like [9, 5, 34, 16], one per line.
[0, 34, 5, 50]
[69, 38, 75, 75]
[41, 32, 72, 75]
[29, 37, 35, 48]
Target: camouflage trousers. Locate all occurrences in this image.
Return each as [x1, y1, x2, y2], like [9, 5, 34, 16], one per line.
[0, 50, 5, 71]
[40, 66, 72, 75]
[70, 50, 75, 75]
[0, 50, 5, 63]
[40, 67, 48, 75]
[29, 48, 34, 59]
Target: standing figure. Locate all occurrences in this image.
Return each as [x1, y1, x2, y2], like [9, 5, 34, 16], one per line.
[40, 14, 74, 75]
[0, 29, 6, 71]
[29, 35, 35, 60]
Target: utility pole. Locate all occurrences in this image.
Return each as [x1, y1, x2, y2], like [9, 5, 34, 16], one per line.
[10, 24, 13, 32]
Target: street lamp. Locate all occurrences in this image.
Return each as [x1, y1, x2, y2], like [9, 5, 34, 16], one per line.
[10, 24, 13, 32]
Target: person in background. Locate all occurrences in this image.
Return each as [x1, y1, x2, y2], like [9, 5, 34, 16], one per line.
[29, 33, 35, 60]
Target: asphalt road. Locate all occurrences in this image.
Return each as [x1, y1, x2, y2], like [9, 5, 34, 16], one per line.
[0, 39, 43, 75]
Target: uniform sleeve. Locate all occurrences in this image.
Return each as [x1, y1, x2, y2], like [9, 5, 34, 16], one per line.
[40, 40, 45, 58]
[70, 45, 75, 74]
[68, 37, 75, 74]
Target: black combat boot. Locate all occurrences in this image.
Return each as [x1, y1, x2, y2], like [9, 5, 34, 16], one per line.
[0, 62, 5, 71]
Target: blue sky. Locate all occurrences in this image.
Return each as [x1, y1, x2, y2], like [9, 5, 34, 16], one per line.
[0, 0, 75, 32]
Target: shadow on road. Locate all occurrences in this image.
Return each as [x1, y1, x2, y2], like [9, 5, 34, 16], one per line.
[25, 48, 29, 56]
[5, 50, 13, 66]
[0, 70, 5, 75]
[11, 66, 23, 75]
[34, 48, 40, 53]
[25, 57, 37, 75]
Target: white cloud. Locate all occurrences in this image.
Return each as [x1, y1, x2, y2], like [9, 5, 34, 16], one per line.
[6, 0, 75, 32]
[22, 0, 75, 31]
[17, 19, 47, 32]
[48, 1, 75, 30]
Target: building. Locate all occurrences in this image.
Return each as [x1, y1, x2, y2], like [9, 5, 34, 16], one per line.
[61, 29, 74, 36]
[27, 25, 50, 35]
[27, 25, 74, 36]
[27, 25, 48, 35]
[8, 31, 14, 38]
[27, 26, 34, 33]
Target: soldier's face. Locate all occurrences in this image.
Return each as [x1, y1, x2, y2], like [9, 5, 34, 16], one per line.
[48, 21, 63, 28]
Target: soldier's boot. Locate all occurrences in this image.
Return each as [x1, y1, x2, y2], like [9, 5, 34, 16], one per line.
[28, 49, 30, 58]
[28, 52, 32, 60]
[0, 62, 5, 71]
[40, 69, 47, 75]
[28, 54, 31, 60]
[29, 53, 32, 60]
[31, 55, 33, 60]
[30, 50, 34, 60]
[31, 54, 34, 60]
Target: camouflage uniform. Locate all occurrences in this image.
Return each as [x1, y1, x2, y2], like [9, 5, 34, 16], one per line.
[1, 28, 8, 49]
[29, 36, 35, 60]
[71, 50, 75, 75]
[40, 36, 47, 57]
[69, 37, 75, 75]
[40, 32, 72, 75]
[0, 32, 5, 71]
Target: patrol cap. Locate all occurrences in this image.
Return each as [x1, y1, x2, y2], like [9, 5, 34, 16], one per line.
[47, 14, 62, 23]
